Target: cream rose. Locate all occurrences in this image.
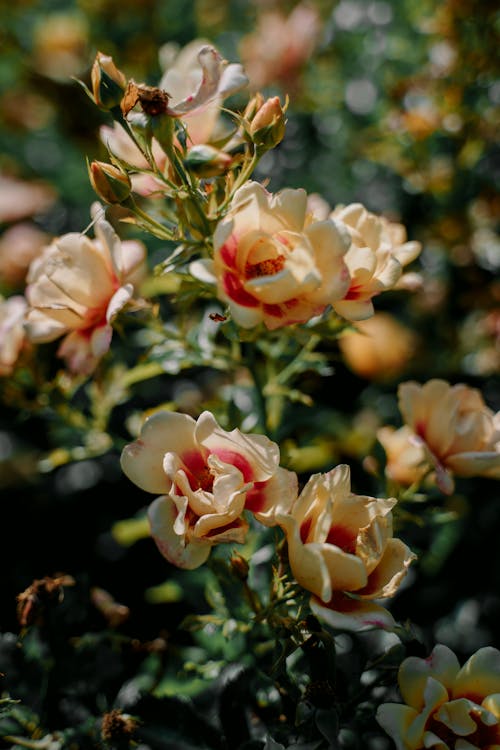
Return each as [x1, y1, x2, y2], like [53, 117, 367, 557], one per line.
[204, 181, 351, 329]
[377, 644, 500, 749]
[277, 464, 415, 631]
[330, 203, 421, 321]
[398, 379, 500, 494]
[0, 295, 28, 376]
[120, 410, 297, 569]
[25, 204, 147, 375]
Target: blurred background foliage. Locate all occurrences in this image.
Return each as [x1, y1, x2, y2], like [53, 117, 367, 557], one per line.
[0, 0, 499, 748]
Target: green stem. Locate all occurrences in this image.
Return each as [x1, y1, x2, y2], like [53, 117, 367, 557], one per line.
[121, 361, 165, 388]
[242, 342, 267, 433]
[125, 198, 174, 240]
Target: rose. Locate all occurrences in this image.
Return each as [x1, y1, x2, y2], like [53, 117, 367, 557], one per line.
[25, 203, 146, 375]
[120, 409, 297, 569]
[398, 379, 500, 494]
[377, 644, 500, 749]
[0, 295, 27, 376]
[198, 181, 351, 329]
[330, 203, 421, 321]
[277, 464, 415, 631]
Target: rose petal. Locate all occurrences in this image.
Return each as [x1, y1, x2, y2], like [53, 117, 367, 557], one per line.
[149, 495, 211, 569]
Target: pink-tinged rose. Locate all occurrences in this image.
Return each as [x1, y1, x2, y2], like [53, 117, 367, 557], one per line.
[330, 203, 421, 321]
[377, 426, 429, 488]
[25, 203, 147, 375]
[0, 223, 50, 287]
[158, 40, 246, 146]
[377, 644, 500, 749]
[240, 4, 320, 91]
[0, 175, 55, 223]
[120, 410, 297, 569]
[277, 465, 415, 631]
[398, 379, 500, 494]
[0, 295, 27, 376]
[204, 181, 351, 329]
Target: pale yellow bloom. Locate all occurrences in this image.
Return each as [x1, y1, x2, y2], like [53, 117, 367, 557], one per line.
[121, 410, 297, 569]
[199, 181, 351, 329]
[377, 644, 500, 749]
[240, 3, 321, 90]
[398, 379, 500, 494]
[277, 465, 415, 631]
[0, 295, 27, 376]
[25, 204, 147, 375]
[330, 204, 421, 321]
[377, 426, 428, 487]
[0, 223, 50, 287]
[339, 312, 418, 381]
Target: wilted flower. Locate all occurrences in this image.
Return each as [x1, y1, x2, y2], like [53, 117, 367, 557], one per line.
[277, 465, 415, 631]
[199, 181, 351, 329]
[398, 379, 500, 494]
[25, 204, 147, 375]
[339, 313, 418, 381]
[0, 223, 50, 287]
[122, 44, 248, 130]
[330, 203, 421, 321]
[240, 4, 321, 91]
[120, 410, 297, 569]
[91, 51, 127, 110]
[377, 644, 500, 749]
[0, 295, 27, 376]
[158, 39, 247, 144]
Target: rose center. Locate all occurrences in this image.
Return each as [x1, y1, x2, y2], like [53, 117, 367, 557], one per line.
[245, 254, 285, 279]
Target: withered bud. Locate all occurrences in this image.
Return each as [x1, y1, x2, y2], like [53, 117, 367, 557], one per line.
[16, 574, 75, 627]
[121, 80, 170, 117]
[91, 52, 127, 110]
[91, 587, 130, 628]
[249, 96, 287, 151]
[101, 708, 137, 743]
[89, 161, 131, 204]
[184, 144, 232, 178]
[230, 553, 249, 581]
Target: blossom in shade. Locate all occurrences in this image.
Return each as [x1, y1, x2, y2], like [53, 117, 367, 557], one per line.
[0, 295, 27, 376]
[377, 644, 500, 750]
[200, 181, 351, 329]
[398, 379, 500, 494]
[25, 204, 147, 375]
[330, 203, 421, 321]
[377, 426, 429, 488]
[277, 465, 415, 631]
[120, 410, 297, 569]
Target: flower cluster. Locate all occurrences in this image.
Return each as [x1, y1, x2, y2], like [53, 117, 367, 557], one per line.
[377, 644, 500, 749]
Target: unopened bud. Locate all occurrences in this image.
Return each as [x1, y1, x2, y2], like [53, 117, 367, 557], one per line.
[91, 51, 127, 110]
[184, 144, 232, 177]
[243, 92, 265, 122]
[249, 96, 286, 151]
[89, 161, 131, 204]
[230, 553, 249, 581]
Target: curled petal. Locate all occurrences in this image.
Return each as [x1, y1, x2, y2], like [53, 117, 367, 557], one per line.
[376, 703, 419, 750]
[398, 645, 461, 711]
[310, 592, 396, 632]
[149, 495, 211, 570]
[453, 648, 500, 703]
[106, 283, 133, 323]
[356, 538, 416, 599]
[121, 411, 197, 494]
